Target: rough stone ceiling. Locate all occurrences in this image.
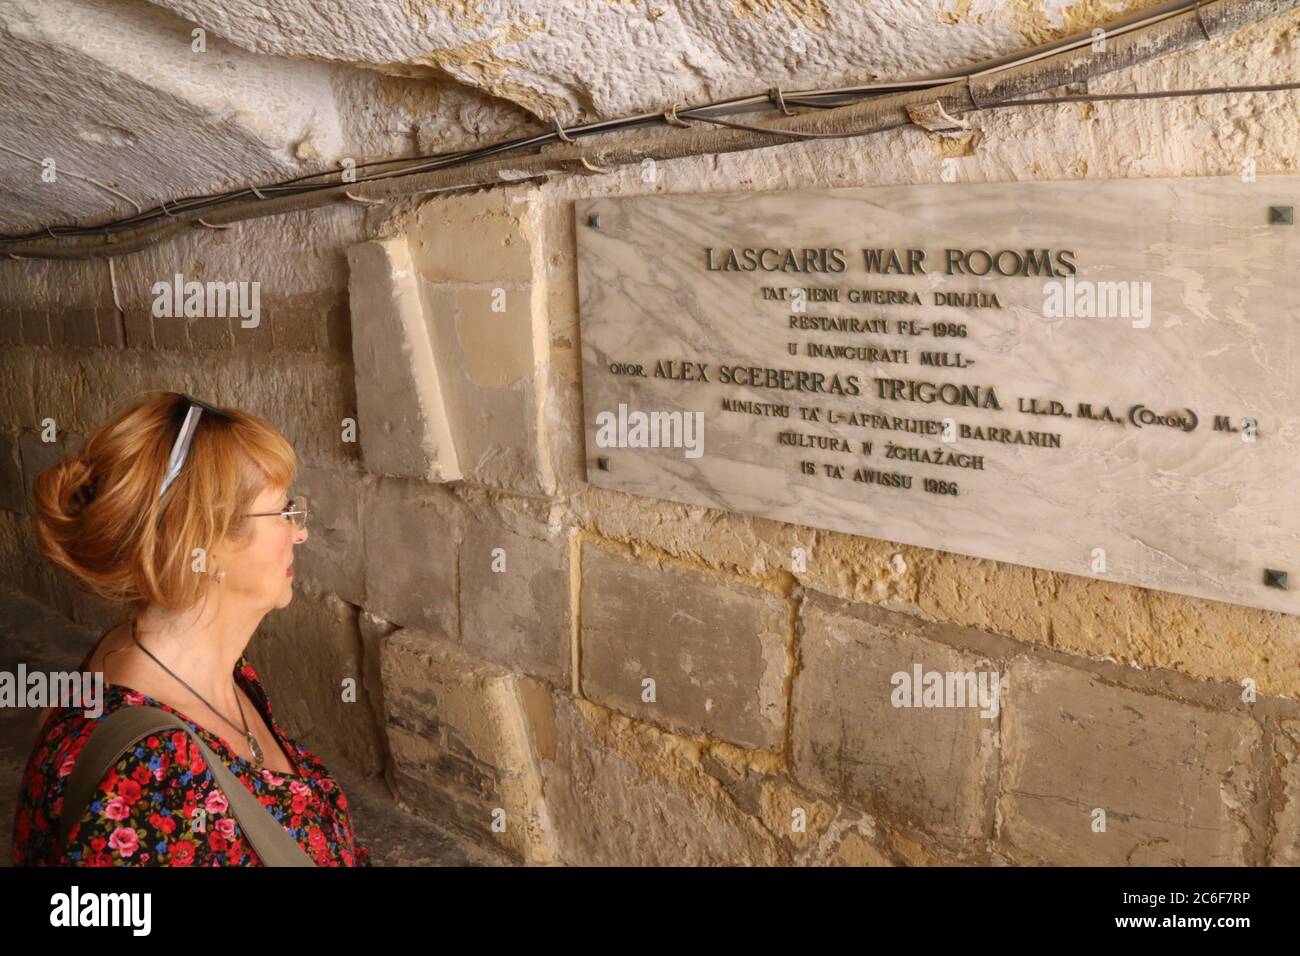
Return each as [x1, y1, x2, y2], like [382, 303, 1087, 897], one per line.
[0, 0, 1163, 233]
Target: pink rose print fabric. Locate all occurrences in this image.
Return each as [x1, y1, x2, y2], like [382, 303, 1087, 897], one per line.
[11, 630, 372, 867]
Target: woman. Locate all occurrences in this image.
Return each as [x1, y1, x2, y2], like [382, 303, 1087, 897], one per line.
[10, 391, 371, 866]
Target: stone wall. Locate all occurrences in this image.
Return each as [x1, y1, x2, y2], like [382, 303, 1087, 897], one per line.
[1, 7, 1299, 865]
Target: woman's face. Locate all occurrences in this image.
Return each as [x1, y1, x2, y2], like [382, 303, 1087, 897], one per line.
[219, 483, 308, 611]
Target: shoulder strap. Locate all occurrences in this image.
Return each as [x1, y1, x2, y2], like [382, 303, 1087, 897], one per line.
[58, 706, 317, 867]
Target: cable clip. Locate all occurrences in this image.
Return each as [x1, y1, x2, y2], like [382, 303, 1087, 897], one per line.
[768, 87, 795, 116]
[195, 218, 232, 230]
[250, 184, 268, 200]
[1194, 0, 1213, 42]
[577, 156, 613, 175]
[552, 116, 576, 143]
[663, 102, 693, 127]
[343, 191, 385, 206]
[906, 100, 971, 132]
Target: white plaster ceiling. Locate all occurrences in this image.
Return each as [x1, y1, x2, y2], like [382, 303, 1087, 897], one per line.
[0, 0, 1160, 233]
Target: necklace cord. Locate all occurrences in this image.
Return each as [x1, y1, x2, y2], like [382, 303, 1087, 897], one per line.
[130, 617, 263, 766]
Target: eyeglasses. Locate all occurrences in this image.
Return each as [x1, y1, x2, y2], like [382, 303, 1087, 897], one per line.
[158, 393, 231, 499]
[245, 494, 310, 531]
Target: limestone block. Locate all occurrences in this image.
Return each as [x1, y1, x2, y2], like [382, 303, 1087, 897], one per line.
[48, 308, 100, 348]
[572, 484, 819, 578]
[539, 695, 785, 865]
[204, 354, 357, 469]
[756, 776, 900, 865]
[11, 348, 354, 468]
[408, 191, 536, 285]
[791, 594, 998, 842]
[458, 506, 570, 685]
[418, 284, 551, 494]
[757, 777, 838, 855]
[264, 291, 330, 352]
[21, 312, 49, 346]
[18, 427, 83, 515]
[251, 586, 385, 779]
[826, 829, 899, 867]
[151, 314, 188, 350]
[579, 540, 789, 750]
[96, 308, 125, 348]
[360, 478, 459, 638]
[358, 610, 398, 746]
[0, 432, 25, 513]
[999, 656, 1262, 865]
[115, 308, 151, 349]
[186, 315, 233, 351]
[379, 627, 556, 863]
[15, 348, 351, 466]
[0, 304, 20, 347]
[290, 462, 365, 606]
[346, 237, 461, 482]
[0, 351, 36, 429]
[0, 511, 59, 608]
[344, 188, 553, 494]
[1269, 719, 1300, 865]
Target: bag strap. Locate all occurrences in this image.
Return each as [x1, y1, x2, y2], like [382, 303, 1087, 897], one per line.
[57, 706, 317, 867]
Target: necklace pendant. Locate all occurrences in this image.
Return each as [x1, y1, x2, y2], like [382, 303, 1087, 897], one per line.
[247, 733, 264, 766]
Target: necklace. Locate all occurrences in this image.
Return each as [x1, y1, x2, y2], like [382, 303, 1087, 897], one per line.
[130, 617, 264, 766]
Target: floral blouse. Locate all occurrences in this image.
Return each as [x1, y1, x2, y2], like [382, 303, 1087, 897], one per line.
[10, 631, 372, 867]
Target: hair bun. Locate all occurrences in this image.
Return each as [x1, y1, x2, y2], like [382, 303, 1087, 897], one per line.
[57, 456, 95, 516]
[69, 471, 97, 512]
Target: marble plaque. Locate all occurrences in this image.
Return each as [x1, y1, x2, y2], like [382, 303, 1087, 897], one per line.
[575, 177, 1300, 614]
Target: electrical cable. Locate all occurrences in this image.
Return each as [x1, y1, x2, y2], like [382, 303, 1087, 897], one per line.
[1, 0, 1289, 252]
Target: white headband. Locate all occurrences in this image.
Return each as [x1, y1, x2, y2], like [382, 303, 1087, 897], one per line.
[158, 404, 203, 499]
